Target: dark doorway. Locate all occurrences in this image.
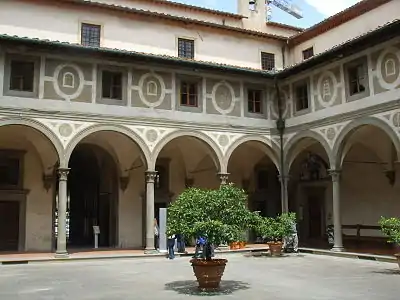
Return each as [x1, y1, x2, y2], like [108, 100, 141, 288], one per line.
[0, 201, 19, 251]
[67, 145, 117, 248]
[306, 188, 325, 239]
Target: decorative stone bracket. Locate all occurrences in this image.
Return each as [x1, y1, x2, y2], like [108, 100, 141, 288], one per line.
[42, 174, 54, 192]
[120, 176, 130, 192]
[384, 170, 396, 186]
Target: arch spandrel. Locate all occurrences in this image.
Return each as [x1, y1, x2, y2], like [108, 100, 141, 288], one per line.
[64, 124, 151, 170]
[151, 130, 224, 172]
[332, 116, 400, 169]
[224, 135, 281, 173]
[1, 117, 64, 167]
[284, 130, 333, 172]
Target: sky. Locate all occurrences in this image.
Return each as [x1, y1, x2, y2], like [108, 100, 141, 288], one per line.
[172, 0, 362, 28]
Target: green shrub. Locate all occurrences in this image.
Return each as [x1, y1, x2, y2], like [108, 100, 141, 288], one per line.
[379, 216, 400, 245]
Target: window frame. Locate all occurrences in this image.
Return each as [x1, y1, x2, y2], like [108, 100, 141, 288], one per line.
[96, 65, 127, 106]
[260, 52, 275, 71]
[247, 89, 263, 114]
[177, 37, 195, 59]
[294, 81, 310, 113]
[179, 80, 199, 107]
[344, 56, 370, 102]
[302, 47, 314, 60]
[80, 22, 102, 47]
[3, 53, 39, 98]
[101, 70, 123, 100]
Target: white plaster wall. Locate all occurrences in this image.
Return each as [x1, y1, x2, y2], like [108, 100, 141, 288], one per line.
[96, 0, 242, 27]
[289, 1, 400, 64]
[0, 0, 284, 69]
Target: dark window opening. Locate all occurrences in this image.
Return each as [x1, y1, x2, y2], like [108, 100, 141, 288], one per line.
[247, 89, 263, 113]
[178, 38, 195, 59]
[102, 71, 122, 100]
[295, 83, 309, 111]
[81, 23, 101, 47]
[302, 47, 314, 60]
[257, 170, 268, 190]
[348, 64, 366, 95]
[0, 156, 20, 187]
[180, 81, 198, 107]
[9, 60, 34, 92]
[261, 52, 275, 71]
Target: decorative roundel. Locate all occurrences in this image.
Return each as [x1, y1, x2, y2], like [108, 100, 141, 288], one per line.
[58, 123, 73, 138]
[317, 70, 338, 108]
[377, 47, 400, 90]
[145, 129, 159, 143]
[53, 64, 85, 100]
[138, 73, 166, 108]
[393, 112, 400, 128]
[211, 81, 236, 115]
[218, 135, 229, 147]
[270, 89, 289, 118]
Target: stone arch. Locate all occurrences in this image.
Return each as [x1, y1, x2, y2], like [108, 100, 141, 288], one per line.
[64, 124, 151, 169]
[284, 130, 333, 172]
[332, 117, 400, 169]
[224, 135, 281, 172]
[151, 130, 224, 172]
[0, 117, 64, 165]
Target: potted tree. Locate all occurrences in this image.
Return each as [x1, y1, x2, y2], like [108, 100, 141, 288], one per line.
[167, 184, 256, 289]
[379, 216, 400, 268]
[255, 212, 296, 256]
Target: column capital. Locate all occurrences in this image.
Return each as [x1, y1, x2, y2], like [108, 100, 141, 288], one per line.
[328, 169, 341, 182]
[217, 172, 229, 185]
[58, 168, 70, 181]
[145, 171, 158, 183]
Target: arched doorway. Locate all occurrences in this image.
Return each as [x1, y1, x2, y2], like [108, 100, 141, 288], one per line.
[333, 122, 400, 254]
[67, 144, 118, 248]
[226, 139, 280, 242]
[0, 122, 60, 252]
[285, 133, 332, 248]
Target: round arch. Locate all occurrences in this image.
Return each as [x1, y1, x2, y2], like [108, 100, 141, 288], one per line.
[332, 117, 400, 169]
[150, 130, 224, 172]
[0, 117, 64, 164]
[64, 124, 151, 169]
[224, 135, 281, 172]
[284, 130, 333, 173]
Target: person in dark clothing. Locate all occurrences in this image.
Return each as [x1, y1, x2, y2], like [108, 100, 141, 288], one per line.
[167, 234, 176, 259]
[176, 234, 186, 253]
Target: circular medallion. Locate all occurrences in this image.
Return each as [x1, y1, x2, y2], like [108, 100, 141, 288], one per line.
[58, 123, 73, 137]
[145, 129, 159, 143]
[138, 73, 166, 108]
[317, 71, 338, 108]
[218, 135, 229, 147]
[392, 112, 400, 128]
[377, 47, 400, 90]
[326, 127, 336, 140]
[211, 81, 236, 115]
[53, 64, 85, 101]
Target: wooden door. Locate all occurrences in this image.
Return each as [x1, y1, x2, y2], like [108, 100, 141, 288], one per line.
[308, 195, 323, 238]
[0, 201, 19, 251]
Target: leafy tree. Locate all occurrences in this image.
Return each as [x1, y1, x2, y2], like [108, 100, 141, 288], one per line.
[254, 212, 296, 243]
[167, 184, 257, 260]
[379, 216, 400, 245]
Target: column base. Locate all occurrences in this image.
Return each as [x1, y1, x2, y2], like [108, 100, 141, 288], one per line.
[331, 246, 345, 252]
[144, 248, 159, 254]
[54, 251, 69, 258]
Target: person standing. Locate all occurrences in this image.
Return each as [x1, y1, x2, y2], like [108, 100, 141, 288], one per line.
[154, 218, 160, 250]
[167, 234, 176, 259]
[176, 233, 186, 253]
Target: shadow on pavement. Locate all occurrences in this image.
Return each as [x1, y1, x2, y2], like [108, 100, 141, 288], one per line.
[164, 280, 250, 296]
[372, 269, 400, 275]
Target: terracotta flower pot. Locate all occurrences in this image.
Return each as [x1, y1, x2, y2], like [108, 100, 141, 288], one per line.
[395, 253, 400, 269]
[190, 258, 228, 289]
[239, 241, 246, 249]
[268, 241, 283, 256]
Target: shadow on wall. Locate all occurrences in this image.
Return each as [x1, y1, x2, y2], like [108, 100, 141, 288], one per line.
[164, 280, 250, 296]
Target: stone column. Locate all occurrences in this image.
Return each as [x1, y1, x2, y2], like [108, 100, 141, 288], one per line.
[145, 171, 157, 253]
[217, 173, 229, 185]
[329, 169, 344, 251]
[56, 168, 69, 257]
[278, 174, 290, 213]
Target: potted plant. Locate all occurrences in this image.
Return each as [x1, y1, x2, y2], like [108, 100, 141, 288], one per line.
[379, 216, 400, 268]
[167, 183, 256, 289]
[255, 212, 296, 256]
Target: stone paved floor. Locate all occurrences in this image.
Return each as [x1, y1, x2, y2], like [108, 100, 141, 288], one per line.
[0, 253, 399, 300]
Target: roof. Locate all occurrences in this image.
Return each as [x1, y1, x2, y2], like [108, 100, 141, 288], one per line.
[266, 21, 304, 33]
[0, 19, 398, 80]
[289, 0, 392, 46]
[132, 0, 243, 19]
[52, 0, 287, 41]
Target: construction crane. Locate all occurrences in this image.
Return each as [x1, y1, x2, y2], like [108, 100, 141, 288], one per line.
[266, 0, 303, 20]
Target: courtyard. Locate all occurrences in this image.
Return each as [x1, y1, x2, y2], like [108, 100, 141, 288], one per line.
[0, 253, 399, 300]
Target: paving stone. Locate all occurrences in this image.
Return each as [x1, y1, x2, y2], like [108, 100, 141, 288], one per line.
[0, 253, 399, 300]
